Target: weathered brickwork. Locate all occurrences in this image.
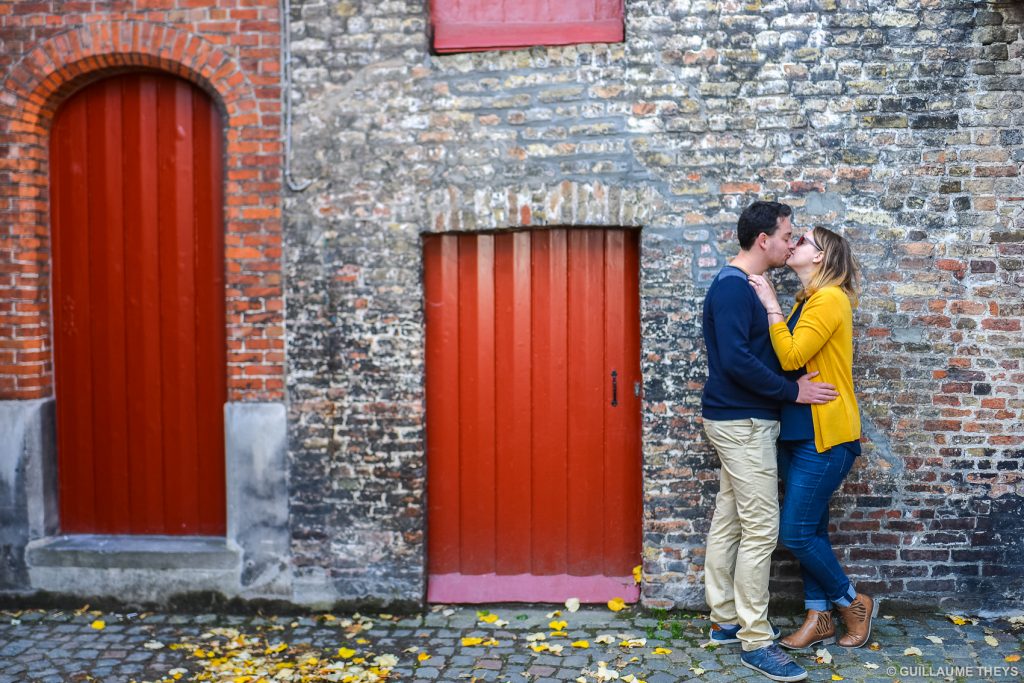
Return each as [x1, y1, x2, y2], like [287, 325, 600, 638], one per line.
[0, 0, 285, 401]
[285, 0, 1023, 609]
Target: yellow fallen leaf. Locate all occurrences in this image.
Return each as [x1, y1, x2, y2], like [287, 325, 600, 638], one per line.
[607, 597, 626, 612]
[985, 635, 999, 647]
[546, 610, 562, 618]
[619, 638, 646, 648]
[461, 637, 484, 646]
[90, 620, 105, 630]
[549, 620, 568, 631]
[904, 646, 923, 656]
[565, 598, 581, 613]
[530, 643, 549, 653]
[869, 642, 881, 651]
[652, 647, 672, 655]
[947, 614, 978, 626]
[337, 647, 356, 659]
[355, 637, 369, 644]
[418, 652, 431, 662]
[572, 640, 590, 649]
[479, 613, 499, 624]
[633, 565, 642, 584]
[265, 642, 288, 654]
[832, 676, 844, 681]
[550, 630, 568, 637]
[1005, 654, 1021, 662]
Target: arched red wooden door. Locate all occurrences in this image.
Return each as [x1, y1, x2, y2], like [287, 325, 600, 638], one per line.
[50, 72, 227, 535]
[424, 228, 643, 602]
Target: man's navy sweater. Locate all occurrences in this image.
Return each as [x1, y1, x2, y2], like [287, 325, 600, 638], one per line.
[701, 265, 799, 420]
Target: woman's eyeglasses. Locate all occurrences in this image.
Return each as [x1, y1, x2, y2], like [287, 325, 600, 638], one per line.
[796, 234, 823, 251]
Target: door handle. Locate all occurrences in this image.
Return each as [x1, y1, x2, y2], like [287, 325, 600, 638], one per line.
[611, 370, 618, 407]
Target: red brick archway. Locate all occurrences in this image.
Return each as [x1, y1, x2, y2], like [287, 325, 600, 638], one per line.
[0, 21, 284, 401]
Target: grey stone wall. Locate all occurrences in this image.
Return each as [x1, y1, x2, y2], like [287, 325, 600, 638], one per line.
[284, 0, 1024, 609]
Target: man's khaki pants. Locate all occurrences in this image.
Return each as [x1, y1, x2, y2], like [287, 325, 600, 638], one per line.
[703, 417, 780, 651]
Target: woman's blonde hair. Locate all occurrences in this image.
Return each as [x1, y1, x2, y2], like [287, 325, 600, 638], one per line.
[798, 226, 861, 307]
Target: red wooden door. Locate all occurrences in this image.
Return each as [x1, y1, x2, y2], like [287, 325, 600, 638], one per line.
[424, 228, 642, 602]
[50, 73, 226, 535]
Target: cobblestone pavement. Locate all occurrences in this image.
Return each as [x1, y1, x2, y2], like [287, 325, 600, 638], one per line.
[1, 604, 1022, 683]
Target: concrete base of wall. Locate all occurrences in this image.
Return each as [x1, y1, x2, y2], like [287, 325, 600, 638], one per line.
[0, 400, 291, 606]
[0, 399, 57, 592]
[26, 535, 242, 603]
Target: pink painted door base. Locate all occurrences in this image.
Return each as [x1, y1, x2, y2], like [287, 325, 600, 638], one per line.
[428, 573, 640, 604]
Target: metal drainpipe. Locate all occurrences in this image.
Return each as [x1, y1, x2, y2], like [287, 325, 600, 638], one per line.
[282, 0, 313, 192]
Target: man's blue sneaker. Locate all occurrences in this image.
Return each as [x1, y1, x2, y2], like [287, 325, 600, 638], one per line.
[707, 622, 781, 645]
[740, 643, 808, 682]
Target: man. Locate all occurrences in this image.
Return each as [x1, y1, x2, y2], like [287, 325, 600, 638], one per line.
[701, 201, 838, 682]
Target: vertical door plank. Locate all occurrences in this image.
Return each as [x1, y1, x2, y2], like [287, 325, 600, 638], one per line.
[621, 231, 644, 574]
[155, 76, 183, 533]
[426, 235, 462, 574]
[566, 229, 606, 575]
[92, 79, 131, 532]
[458, 235, 497, 574]
[52, 97, 97, 532]
[122, 75, 166, 533]
[168, 79, 200, 533]
[494, 232, 533, 574]
[530, 229, 569, 574]
[603, 229, 629, 574]
[193, 92, 227, 535]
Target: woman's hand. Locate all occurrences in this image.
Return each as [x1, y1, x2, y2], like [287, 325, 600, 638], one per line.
[747, 274, 780, 311]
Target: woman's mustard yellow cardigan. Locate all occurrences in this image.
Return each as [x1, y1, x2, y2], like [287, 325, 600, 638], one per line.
[769, 285, 861, 453]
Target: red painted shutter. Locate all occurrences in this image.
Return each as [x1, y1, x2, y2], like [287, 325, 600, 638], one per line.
[431, 0, 624, 53]
[424, 229, 642, 602]
[50, 73, 226, 535]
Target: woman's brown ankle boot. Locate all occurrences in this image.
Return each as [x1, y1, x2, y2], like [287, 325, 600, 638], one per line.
[837, 593, 878, 648]
[779, 609, 836, 650]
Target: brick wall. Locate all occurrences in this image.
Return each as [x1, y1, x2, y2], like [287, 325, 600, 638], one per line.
[3, 0, 1021, 611]
[0, 0, 284, 401]
[285, 0, 1023, 609]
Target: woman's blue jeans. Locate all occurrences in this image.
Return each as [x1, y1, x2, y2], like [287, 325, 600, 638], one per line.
[778, 439, 858, 611]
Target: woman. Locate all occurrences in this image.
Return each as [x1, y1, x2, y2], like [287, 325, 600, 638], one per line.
[748, 226, 877, 651]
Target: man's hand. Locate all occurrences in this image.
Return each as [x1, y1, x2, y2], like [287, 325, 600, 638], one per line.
[795, 371, 839, 404]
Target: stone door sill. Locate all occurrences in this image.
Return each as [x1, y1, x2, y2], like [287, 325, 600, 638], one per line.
[26, 534, 241, 570]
